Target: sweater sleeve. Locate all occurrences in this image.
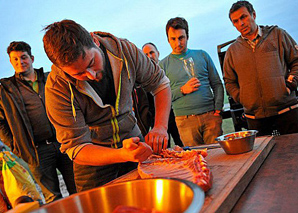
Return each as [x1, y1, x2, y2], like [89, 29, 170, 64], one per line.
[0, 102, 13, 148]
[159, 60, 184, 102]
[281, 28, 298, 91]
[204, 52, 224, 111]
[223, 48, 240, 103]
[123, 40, 170, 96]
[171, 86, 185, 102]
[45, 68, 92, 154]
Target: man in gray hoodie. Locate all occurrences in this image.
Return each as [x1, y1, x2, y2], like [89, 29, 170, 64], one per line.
[224, 0, 298, 136]
[43, 19, 171, 191]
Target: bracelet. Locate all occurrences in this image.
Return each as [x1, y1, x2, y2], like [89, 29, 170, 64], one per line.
[214, 110, 222, 116]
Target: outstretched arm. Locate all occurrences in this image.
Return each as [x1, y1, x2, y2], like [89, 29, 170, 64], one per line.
[145, 86, 171, 154]
[72, 137, 153, 166]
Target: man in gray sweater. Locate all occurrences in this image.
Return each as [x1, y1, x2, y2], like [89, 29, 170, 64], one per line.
[43, 20, 171, 191]
[224, 0, 298, 136]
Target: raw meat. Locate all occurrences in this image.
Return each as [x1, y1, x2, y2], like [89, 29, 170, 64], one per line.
[138, 149, 212, 192]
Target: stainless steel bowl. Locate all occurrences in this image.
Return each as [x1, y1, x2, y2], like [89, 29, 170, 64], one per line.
[31, 178, 205, 213]
[215, 130, 258, 155]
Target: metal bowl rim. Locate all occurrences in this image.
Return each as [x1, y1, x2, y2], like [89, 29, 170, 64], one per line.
[34, 178, 205, 213]
[106, 178, 206, 213]
[215, 130, 258, 141]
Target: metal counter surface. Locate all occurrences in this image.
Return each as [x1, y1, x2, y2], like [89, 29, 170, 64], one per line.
[232, 133, 298, 213]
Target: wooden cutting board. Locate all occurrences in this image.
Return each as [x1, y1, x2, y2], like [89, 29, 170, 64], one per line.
[107, 136, 275, 213]
[201, 136, 274, 213]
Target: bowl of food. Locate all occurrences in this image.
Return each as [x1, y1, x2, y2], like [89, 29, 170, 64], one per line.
[215, 130, 258, 155]
[31, 178, 205, 213]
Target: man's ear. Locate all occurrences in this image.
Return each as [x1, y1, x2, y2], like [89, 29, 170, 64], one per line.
[31, 55, 34, 63]
[90, 32, 100, 47]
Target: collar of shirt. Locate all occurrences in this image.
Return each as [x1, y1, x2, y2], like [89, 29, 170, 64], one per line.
[21, 71, 39, 93]
[23, 71, 37, 81]
[170, 49, 190, 59]
[241, 26, 262, 50]
[241, 25, 262, 41]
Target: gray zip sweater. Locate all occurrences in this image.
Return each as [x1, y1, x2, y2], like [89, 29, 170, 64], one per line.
[224, 25, 298, 119]
[45, 31, 170, 157]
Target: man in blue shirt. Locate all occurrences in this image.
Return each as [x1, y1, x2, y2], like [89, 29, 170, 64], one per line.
[159, 17, 224, 146]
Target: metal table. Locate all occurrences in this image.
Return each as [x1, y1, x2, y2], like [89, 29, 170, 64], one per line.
[231, 133, 298, 213]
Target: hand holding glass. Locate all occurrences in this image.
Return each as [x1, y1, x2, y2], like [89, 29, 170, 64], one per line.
[182, 57, 196, 78]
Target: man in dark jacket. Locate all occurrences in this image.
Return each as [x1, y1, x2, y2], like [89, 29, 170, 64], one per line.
[0, 41, 76, 203]
[224, 1, 298, 136]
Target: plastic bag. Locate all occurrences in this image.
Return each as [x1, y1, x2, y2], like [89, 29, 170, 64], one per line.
[0, 188, 10, 213]
[0, 160, 11, 212]
[0, 151, 42, 208]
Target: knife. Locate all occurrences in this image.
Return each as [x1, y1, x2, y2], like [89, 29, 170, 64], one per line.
[183, 144, 221, 150]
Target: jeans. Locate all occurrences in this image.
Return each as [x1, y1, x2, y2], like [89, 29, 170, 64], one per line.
[28, 141, 76, 203]
[247, 108, 298, 136]
[175, 111, 223, 146]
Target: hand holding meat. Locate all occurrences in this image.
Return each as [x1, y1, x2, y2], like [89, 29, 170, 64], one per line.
[181, 77, 201, 94]
[121, 137, 153, 162]
[145, 126, 168, 154]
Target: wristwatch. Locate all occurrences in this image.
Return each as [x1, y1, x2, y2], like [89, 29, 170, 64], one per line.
[180, 87, 185, 96]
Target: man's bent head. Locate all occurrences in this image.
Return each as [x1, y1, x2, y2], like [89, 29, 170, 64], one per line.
[43, 19, 96, 68]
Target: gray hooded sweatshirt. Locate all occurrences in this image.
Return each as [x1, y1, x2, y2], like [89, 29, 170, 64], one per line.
[45, 31, 170, 159]
[224, 25, 298, 119]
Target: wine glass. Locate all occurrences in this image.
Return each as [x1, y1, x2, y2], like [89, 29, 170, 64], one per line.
[182, 57, 196, 78]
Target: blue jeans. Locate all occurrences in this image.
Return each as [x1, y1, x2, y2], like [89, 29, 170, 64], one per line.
[175, 111, 222, 146]
[28, 141, 76, 203]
